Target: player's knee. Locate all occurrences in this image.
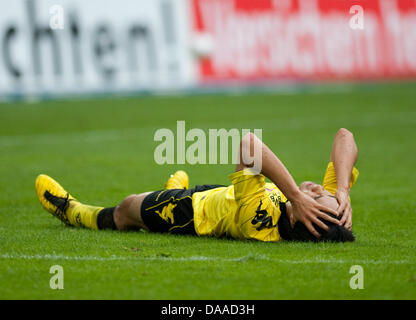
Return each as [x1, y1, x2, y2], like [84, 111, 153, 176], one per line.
[113, 194, 138, 230]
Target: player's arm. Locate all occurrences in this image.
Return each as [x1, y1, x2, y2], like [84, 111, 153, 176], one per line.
[236, 132, 340, 238]
[330, 128, 358, 229]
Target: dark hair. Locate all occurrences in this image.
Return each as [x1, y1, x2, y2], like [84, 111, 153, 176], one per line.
[278, 203, 355, 242]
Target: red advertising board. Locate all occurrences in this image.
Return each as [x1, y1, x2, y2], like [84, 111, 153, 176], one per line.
[192, 0, 416, 82]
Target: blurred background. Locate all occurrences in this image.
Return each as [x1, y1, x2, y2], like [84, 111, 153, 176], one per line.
[1, 0, 416, 300]
[0, 0, 415, 99]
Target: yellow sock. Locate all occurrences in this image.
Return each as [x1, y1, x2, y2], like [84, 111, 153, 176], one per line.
[67, 202, 103, 230]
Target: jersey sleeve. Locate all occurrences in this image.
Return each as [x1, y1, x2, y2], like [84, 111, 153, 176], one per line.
[322, 161, 359, 195]
[229, 168, 267, 205]
[228, 169, 282, 242]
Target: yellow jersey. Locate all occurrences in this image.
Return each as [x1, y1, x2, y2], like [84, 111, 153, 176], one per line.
[192, 162, 359, 242]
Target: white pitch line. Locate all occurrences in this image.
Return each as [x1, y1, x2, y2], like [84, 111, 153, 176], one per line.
[0, 253, 413, 265]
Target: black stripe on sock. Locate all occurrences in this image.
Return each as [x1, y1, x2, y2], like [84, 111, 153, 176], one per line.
[97, 207, 117, 230]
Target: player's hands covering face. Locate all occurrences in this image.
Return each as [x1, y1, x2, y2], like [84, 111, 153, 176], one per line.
[335, 189, 352, 230]
[290, 192, 341, 238]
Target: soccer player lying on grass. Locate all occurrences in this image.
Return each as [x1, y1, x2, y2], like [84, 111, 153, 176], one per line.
[35, 128, 358, 242]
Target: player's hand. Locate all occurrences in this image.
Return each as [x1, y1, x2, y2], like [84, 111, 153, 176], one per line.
[290, 192, 341, 238]
[335, 189, 352, 230]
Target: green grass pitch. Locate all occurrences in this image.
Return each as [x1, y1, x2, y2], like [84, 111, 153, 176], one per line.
[0, 83, 415, 299]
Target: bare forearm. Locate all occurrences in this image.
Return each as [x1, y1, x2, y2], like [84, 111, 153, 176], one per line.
[330, 128, 358, 191]
[261, 143, 302, 200]
[238, 133, 301, 201]
[237, 133, 340, 236]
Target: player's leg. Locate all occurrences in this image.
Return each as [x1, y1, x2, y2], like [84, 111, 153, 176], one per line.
[93, 170, 190, 230]
[112, 193, 152, 231]
[100, 169, 190, 230]
[35, 174, 150, 231]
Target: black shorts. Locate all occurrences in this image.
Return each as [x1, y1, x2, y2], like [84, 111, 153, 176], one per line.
[140, 185, 224, 235]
